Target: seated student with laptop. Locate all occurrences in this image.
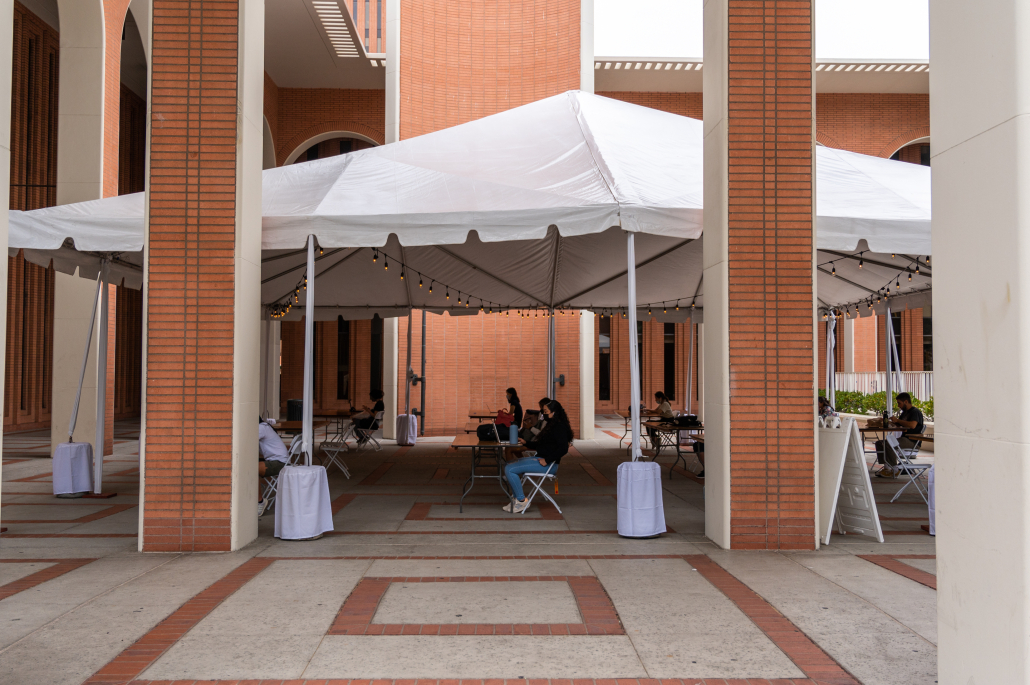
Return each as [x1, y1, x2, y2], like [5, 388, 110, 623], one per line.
[503, 400, 572, 513]
[258, 416, 291, 512]
[874, 391, 925, 478]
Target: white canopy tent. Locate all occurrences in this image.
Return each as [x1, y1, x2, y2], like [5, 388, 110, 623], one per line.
[8, 91, 932, 468]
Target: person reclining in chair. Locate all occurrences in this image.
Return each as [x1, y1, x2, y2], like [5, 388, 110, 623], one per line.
[258, 416, 290, 510]
[875, 392, 925, 478]
[353, 389, 385, 443]
[503, 400, 573, 513]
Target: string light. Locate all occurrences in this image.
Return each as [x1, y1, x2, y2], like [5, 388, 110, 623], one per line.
[384, 256, 389, 270]
[858, 253, 864, 269]
[429, 281, 433, 293]
[400, 269, 405, 280]
[908, 272, 912, 282]
[926, 255, 930, 265]
[373, 249, 378, 263]
[832, 264, 837, 276]
[319, 247, 324, 256]
[419, 276, 423, 288]
[675, 301, 680, 311]
[891, 253, 896, 259]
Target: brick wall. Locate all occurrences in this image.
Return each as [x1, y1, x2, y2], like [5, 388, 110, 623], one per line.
[597, 91, 702, 120]
[114, 285, 142, 419]
[725, 0, 815, 550]
[142, 0, 241, 552]
[263, 72, 279, 145]
[900, 308, 923, 373]
[102, 0, 133, 198]
[274, 86, 385, 165]
[399, 0, 581, 139]
[853, 315, 878, 372]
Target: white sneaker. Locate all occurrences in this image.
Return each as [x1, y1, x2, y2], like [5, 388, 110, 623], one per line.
[502, 501, 515, 513]
[258, 500, 265, 517]
[513, 499, 530, 514]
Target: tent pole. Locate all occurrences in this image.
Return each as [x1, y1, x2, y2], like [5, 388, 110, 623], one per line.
[404, 309, 413, 415]
[548, 309, 556, 399]
[68, 271, 104, 441]
[889, 315, 904, 395]
[626, 232, 642, 461]
[420, 309, 426, 436]
[302, 235, 315, 467]
[686, 321, 694, 415]
[884, 305, 892, 420]
[826, 314, 836, 410]
[93, 265, 109, 494]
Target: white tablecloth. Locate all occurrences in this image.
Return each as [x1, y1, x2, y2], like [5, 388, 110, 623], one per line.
[53, 442, 93, 495]
[616, 461, 666, 537]
[274, 465, 334, 540]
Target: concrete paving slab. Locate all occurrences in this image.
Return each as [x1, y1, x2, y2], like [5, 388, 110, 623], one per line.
[902, 558, 936, 575]
[333, 495, 416, 531]
[398, 520, 572, 532]
[792, 552, 937, 643]
[427, 504, 545, 519]
[367, 559, 595, 577]
[590, 557, 804, 680]
[1, 504, 112, 520]
[142, 559, 369, 681]
[0, 561, 54, 587]
[706, 550, 937, 685]
[374, 579, 581, 624]
[0, 549, 263, 685]
[303, 635, 648, 679]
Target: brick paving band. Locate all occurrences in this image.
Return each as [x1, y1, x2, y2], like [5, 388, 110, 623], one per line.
[328, 576, 624, 636]
[686, 555, 860, 685]
[858, 554, 937, 590]
[82, 557, 274, 684]
[0, 502, 136, 524]
[405, 501, 564, 521]
[0, 558, 96, 601]
[124, 679, 821, 684]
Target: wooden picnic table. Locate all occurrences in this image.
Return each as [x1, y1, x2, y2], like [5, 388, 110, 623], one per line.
[468, 408, 497, 422]
[464, 421, 484, 433]
[273, 420, 329, 440]
[450, 434, 513, 512]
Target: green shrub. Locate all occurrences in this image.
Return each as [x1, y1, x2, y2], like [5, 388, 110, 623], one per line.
[818, 389, 933, 421]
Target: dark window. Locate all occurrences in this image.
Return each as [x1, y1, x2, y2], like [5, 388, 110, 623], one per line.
[340, 139, 353, 155]
[370, 314, 383, 394]
[923, 316, 933, 372]
[598, 316, 611, 401]
[306, 145, 319, 161]
[920, 144, 931, 167]
[337, 316, 350, 400]
[663, 323, 675, 401]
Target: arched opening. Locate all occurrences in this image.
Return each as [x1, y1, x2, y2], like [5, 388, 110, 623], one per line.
[889, 136, 931, 166]
[263, 116, 276, 170]
[283, 131, 380, 165]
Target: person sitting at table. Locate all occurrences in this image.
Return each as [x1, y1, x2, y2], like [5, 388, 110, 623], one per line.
[519, 410, 542, 443]
[646, 391, 675, 447]
[503, 400, 573, 513]
[818, 396, 837, 417]
[258, 416, 291, 511]
[503, 387, 524, 428]
[875, 392, 925, 478]
[354, 389, 385, 442]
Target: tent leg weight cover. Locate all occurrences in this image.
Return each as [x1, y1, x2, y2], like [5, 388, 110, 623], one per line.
[617, 461, 666, 538]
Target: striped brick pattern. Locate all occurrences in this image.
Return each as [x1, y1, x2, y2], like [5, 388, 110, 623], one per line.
[328, 576, 623, 636]
[101, 0, 133, 199]
[143, 0, 241, 552]
[858, 554, 936, 590]
[0, 558, 95, 600]
[726, 1, 816, 549]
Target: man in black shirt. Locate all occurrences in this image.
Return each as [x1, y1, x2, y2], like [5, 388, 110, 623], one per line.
[876, 392, 924, 478]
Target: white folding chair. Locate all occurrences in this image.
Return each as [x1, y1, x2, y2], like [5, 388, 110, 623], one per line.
[319, 420, 353, 479]
[519, 461, 562, 515]
[259, 435, 303, 517]
[354, 411, 385, 454]
[886, 434, 931, 503]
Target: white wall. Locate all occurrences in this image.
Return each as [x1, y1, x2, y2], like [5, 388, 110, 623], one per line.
[931, 0, 1030, 681]
[579, 310, 595, 439]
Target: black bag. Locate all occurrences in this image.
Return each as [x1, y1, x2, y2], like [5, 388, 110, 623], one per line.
[673, 414, 701, 428]
[476, 424, 501, 441]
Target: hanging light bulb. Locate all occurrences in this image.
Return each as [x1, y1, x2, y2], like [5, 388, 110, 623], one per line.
[429, 281, 433, 293]
[858, 255, 864, 269]
[823, 312, 828, 320]
[832, 264, 837, 276]
[384, 257, 389, 271]
[926, 255, 931, 265]
[419, 276, 423, 288]
[319, 247, 324, 256]
[445, 288, 450, 300]
[891, 253, 896, 259]
[466, 299, 469, 308]
[896, 278, 900, 290]
[691, 301, 695, 309]
[457, 293, 461, 305]
[663, 305, 667, 313]
[648, 307, 652, 316]
[373, 249, 378, 263]
[676, 301, 680, 311]
[400, 269, 405, 280]
[908, 272, 912, 282]
[915, 264, 920, 275]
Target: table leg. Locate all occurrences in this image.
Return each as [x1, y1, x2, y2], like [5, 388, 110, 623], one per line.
[460, 447, 478, 513]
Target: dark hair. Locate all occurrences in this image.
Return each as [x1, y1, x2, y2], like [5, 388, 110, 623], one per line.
[370, 389, 385, 400]
[655, 391, 668, 402]
[506, 387, 520, 405]
[540, 400, 574, 445]
[897, 392, 912, 403]
[538, 397, 551, 410]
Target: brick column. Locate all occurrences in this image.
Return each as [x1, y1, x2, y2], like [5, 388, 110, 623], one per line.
[142, 0, 264, 552]
[703, 0, 816, 550]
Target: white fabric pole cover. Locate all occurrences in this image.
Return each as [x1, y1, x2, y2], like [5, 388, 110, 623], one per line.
[301, 235, 315, 466]
[616, 461, 666, 537]
[274, 465, 334, 539]
[826, 315, 836, 409]
[626, 232, 642, 461]
[93, 269, 108, 494]
[52, 442, 93, 496]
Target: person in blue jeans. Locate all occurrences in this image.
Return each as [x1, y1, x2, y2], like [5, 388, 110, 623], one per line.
[503, 400, 573, 513]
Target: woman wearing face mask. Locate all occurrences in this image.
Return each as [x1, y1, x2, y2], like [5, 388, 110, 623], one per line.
[504, 400, 573, 513]
[503, 387, 523, 428]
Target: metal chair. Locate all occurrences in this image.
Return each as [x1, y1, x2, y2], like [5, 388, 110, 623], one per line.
[354, 411, 385, 453]
[259, 434, 303, 517]
[319, 419, 354, 478]
[886, 434, 931, 503]
[519, 461, 562, 515]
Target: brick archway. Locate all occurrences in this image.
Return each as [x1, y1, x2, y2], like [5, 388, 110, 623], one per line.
[878, 126, 931, 158]
[816, 131, 844, 149]
[277, 123, 385, 166]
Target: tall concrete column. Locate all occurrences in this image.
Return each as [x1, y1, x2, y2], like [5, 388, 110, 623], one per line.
[382, 317, 399, 439]
[259, 319, 281, 419]
[142, 0, 264, 552]
[841, 315, 855, 373]
[932, 0, 1030, 679]
[580, 0, 593, 93]
[0, 0, 12, 514]
[382, 0, 400, 438]
[703, 0, 817, 550]
[579, 310, 595, 439]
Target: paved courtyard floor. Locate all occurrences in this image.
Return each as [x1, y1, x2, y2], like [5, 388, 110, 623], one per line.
[0, 416, 937, 685]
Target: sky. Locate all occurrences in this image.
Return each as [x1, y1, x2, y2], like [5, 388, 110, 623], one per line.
[594, 0, 929, 61]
